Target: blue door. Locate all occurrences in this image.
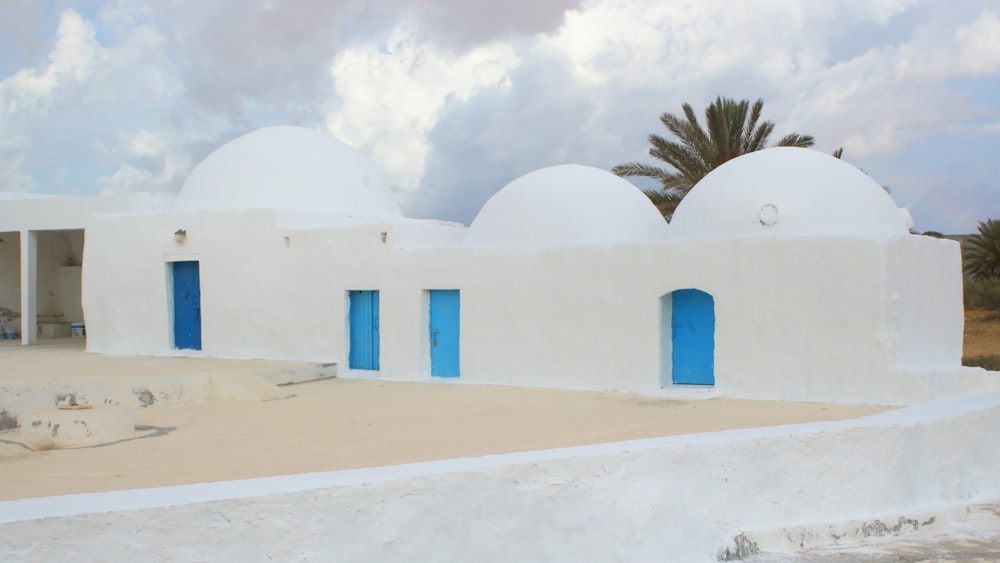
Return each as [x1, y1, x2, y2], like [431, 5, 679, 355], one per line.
[671, 289, 715, 385]
[429, 290, 460, 377]
[172, 261, 202, 350]
[349, 290, 380, 370]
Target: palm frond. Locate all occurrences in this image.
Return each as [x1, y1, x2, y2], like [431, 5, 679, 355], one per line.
[640, 187, 683, 221]
[776, 133, 815, 147]
[612, 96, 819, 220]
[964, 219, 1000, 279]
[611, 162, 671, 180]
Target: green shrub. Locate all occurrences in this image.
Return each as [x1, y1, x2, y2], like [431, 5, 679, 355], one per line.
[964, 277, 1000, 310]
[962, 354, 1000, 371]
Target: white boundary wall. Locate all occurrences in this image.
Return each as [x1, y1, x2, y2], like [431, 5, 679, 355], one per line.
[2, 392, 999, 561]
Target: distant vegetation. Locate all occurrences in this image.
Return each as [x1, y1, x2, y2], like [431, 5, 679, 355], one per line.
[943, 221, 1000, 370]
[964, 278, 1000, 311]
[962, 219, 1000, 311]
[613, 97, 816, 220]
[963, 219, 1000, 280]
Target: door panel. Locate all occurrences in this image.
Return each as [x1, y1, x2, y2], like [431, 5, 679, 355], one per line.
[429, 290, 460, 377]
[172, 261, 202, 351]
[671, 289, 714, 385]
[349, 290, 380, 370]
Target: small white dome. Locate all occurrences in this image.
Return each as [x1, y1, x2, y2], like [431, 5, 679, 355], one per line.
[174, 126, 401, 216]
[464, 164, 668, 249]
[670, 147, 913, 238]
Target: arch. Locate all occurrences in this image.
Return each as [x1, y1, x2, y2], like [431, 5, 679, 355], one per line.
[660, 289, 715, 386]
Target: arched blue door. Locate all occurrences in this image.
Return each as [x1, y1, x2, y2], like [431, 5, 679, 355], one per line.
[671, 289, 715, 385]
[172, 261, 202, 351]
[349, 290, 380, 370]
[429, 290, 460, 377]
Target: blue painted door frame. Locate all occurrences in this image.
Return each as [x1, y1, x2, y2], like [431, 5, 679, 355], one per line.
[349, 290, 380, 370]
[671, 289, 715, 385]
[429, 290, 460, 377]
[172, 261, 202, 351]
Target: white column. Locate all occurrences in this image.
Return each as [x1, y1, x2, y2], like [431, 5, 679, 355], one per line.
[20, 229, 37, 345]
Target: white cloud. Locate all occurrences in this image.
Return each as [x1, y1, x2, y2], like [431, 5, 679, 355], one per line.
[0, 10, 99, 114]
[954, 9, 1000, 75]
[895, 9, 1000, 81]
[0, 7, 177, 112]
[326, 24, 519, 191]
[97, 129, 192, 194]
[0, 134, 38, 192]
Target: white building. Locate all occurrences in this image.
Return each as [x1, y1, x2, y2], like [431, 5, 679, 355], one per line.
[0, 191, 171, 341]
[2, 126, 994, 404]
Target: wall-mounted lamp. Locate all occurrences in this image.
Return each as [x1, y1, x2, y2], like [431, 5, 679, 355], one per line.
[173, 229, 187, 243]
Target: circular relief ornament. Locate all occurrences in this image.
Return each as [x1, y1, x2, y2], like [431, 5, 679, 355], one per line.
[759, 203, 779, 226]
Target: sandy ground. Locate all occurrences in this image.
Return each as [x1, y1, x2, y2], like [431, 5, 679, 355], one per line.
[0, 371, 888, 501]
[965, 310, 1000, 357]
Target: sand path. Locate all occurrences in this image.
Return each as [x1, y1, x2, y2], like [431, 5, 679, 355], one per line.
[0, 378, 888, 500]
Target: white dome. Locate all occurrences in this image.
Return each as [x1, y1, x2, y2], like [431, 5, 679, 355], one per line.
[174, 126, 401, 216]
[464, 164, 668, 249]
[670, 147, 912, 238]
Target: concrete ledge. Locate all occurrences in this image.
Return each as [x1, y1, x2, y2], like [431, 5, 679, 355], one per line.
[0, 373, 290, 429]
[18, 406, 134, 450]
[257, 363, 338, 386]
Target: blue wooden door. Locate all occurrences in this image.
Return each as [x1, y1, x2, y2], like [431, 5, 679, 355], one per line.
[349, 290, 380, 370]
[672, 289, 715, 385]
[429, 290, 460, 377]
[172, 261, 202, 351]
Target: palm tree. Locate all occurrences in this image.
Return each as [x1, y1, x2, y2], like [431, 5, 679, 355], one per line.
[613, 96, 815, 219]
[964, 219, 1000, 279]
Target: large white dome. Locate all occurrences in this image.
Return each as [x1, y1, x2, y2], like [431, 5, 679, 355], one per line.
[670, 147, 912, 238]
[464, 164, 668, 249]
[173, 126, 401, 216]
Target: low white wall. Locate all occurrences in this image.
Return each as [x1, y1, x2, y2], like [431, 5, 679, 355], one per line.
[2, 392, 998, 561]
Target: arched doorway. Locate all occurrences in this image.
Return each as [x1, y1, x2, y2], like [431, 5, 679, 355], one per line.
[661, 289, 715, 386]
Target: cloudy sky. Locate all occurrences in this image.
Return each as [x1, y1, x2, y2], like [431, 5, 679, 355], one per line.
[0, 0, 998, 233]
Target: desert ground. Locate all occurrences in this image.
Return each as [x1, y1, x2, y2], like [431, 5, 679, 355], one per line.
[964, 310, 1000, 357]
[0, 340, 891, 501]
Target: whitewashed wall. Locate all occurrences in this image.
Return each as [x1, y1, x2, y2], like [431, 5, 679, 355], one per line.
[81, 209, 989, 404]
[0, 194, 171, 232]
[2, 392, 998, 562]
[886, 235, 964, 369]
